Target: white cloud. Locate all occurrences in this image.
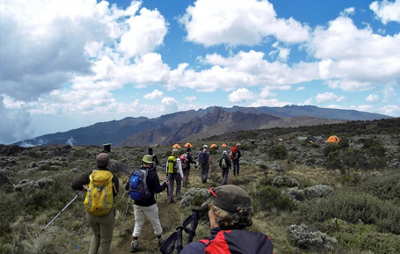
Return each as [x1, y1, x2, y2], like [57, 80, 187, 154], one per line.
[366, 94, 379, 103]
[309, 15, 400, 90]
[248, 98, 290, 107]
[117, 7, 168, 57]
[180, 0, 309, 47]
[370, 0, 400, 24]
[0, 96, 34, 144]
[185, 96, 197, 103]
[143, 89, 164, 100]
[315, 92, 345, 103]
[383, 85, 397, 102]
[296, 86, 305, 91]
[228, 88, 255, 104]
[380, 104, 400, 116]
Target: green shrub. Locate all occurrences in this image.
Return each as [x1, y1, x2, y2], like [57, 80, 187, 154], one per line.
[250, 185, 296, 213]
[267, 144, 288, 160]
[297, 193, 400, 234]
[0, 192, 23, 235]
[360, 171, 400, 204]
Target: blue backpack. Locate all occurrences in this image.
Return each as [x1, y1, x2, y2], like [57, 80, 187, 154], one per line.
[128, 168, 151, 200]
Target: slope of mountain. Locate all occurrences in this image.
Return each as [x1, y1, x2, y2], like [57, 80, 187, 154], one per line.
[15, 105, 391, 147]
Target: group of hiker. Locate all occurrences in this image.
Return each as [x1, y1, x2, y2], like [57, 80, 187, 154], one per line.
[70, 142, 273, 254]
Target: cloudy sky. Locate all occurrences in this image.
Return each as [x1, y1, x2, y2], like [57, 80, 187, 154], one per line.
[1, 0, 400, 144]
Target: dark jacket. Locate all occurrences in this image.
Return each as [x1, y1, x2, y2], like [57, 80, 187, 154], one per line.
[71, 168, 120, 196]
[183, 153, 197, 170]
[180, 227, 273, 254]
[219, 154, 232, 169]
[125, 166, 167, 207]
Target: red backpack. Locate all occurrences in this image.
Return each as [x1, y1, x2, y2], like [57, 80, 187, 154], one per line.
[198, 230, 273, 254]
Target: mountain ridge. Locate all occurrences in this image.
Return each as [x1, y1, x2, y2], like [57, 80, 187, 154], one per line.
[15, 105, 390, 147]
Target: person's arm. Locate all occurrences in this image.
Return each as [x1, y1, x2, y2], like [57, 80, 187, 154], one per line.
[71, 171, 91, 191]
[149, 170, 167, 194]
[112, 174, 119, 196]
[177, 158, 184, 178]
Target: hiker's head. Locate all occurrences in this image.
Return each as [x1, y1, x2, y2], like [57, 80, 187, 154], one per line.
[172, 149, 178, 157]
[148, 147, 153, 154]
[202, 185, 252, 230]
[96, 153, 109, 168]
[186, 147, 191, 153]
[223, 150, 227, 155]
[141, 154, 153, 166]
[203, 145, 208, 150]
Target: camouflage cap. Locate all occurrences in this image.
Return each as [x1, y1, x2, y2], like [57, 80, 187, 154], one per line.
[96, 153, 109, 167]
[202, 185, 251, 213]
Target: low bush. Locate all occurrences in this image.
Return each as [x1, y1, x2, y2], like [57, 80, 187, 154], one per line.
[297, 193, 400, 234]
[250, 185, 296, 213]
[267, 144, 288, 160]
[360, 171, 400, 204]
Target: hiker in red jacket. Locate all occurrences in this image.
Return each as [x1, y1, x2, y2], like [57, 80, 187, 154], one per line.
[230, 144, 241, 176]
[180, 185, 273, 254]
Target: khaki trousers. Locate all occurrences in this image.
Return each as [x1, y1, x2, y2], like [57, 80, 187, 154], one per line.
[86, 210, 115, 254]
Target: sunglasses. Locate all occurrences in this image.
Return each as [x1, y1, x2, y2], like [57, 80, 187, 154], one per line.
[209, 187, 226, 205]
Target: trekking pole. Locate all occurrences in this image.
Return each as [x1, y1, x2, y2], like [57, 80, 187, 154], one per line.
[186, 209, 199, 243]
[122, 194, 131, 224]
[42, 191, 83, 232]
[176, 226, 184, 254]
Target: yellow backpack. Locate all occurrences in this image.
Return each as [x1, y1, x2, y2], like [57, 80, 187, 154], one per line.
[167, 156, 177, 174]
[84, 170, 115, 216]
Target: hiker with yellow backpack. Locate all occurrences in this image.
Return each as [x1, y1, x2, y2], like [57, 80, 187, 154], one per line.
[166, 149, 183, 204]
[71, 153, 119, 254]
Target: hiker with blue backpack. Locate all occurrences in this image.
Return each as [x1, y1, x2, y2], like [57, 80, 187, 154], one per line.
[198, 145, 211, 183]
[166, 149, 184, 204]
[126, 154, 169, 252]
[219, 150, 232, 185]
[180, 185, 274, 254]
[71, 153, 120, 254]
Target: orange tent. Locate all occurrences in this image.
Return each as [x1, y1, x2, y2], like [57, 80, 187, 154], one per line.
[326, 135, 340, 143]
[184, 142, 193, 148]
[236, 143, 241, 146]
[172, 144, 181, 148]
[210, 144, 218, 148]
[221, 143, 227, 147]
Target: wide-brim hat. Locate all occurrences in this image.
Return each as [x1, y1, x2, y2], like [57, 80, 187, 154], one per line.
[142, 154, 153, 164]
[201, 185, 251, 213]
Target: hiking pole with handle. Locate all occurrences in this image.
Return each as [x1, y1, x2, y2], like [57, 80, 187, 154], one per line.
[42, 191, 84, 233]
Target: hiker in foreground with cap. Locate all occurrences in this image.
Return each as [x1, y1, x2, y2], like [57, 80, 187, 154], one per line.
[198, 145, 211, 183]
[166, 149, 184, 204]
[219, 150, 232, 185]
[127, 155, 169, 252]
[71, 153, 120, 254]
[181, 147, 197, 188]
[180, 185, 273, 253]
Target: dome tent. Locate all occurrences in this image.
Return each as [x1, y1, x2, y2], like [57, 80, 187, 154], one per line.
[326, 135, 340, 143]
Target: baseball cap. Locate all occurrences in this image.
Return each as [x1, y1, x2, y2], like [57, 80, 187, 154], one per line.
[223, 150, 227, 155]
[203, 145, 208, 148]
[142, 154, 153, 164]
[96, 153, 110, 167]
[201, 185, 251, 213]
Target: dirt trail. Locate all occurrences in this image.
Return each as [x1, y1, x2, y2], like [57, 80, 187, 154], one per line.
[110, 168, 219, 254]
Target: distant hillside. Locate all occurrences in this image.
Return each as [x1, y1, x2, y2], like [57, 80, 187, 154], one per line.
[15, 105, 390, 147]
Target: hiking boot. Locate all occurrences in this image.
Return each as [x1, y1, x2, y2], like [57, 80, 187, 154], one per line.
[130, 239, 139, 252]
[157, 235, 165, 247]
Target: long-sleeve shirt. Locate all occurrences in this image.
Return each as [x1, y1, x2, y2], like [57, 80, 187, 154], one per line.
[125, 166, 167, 207]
